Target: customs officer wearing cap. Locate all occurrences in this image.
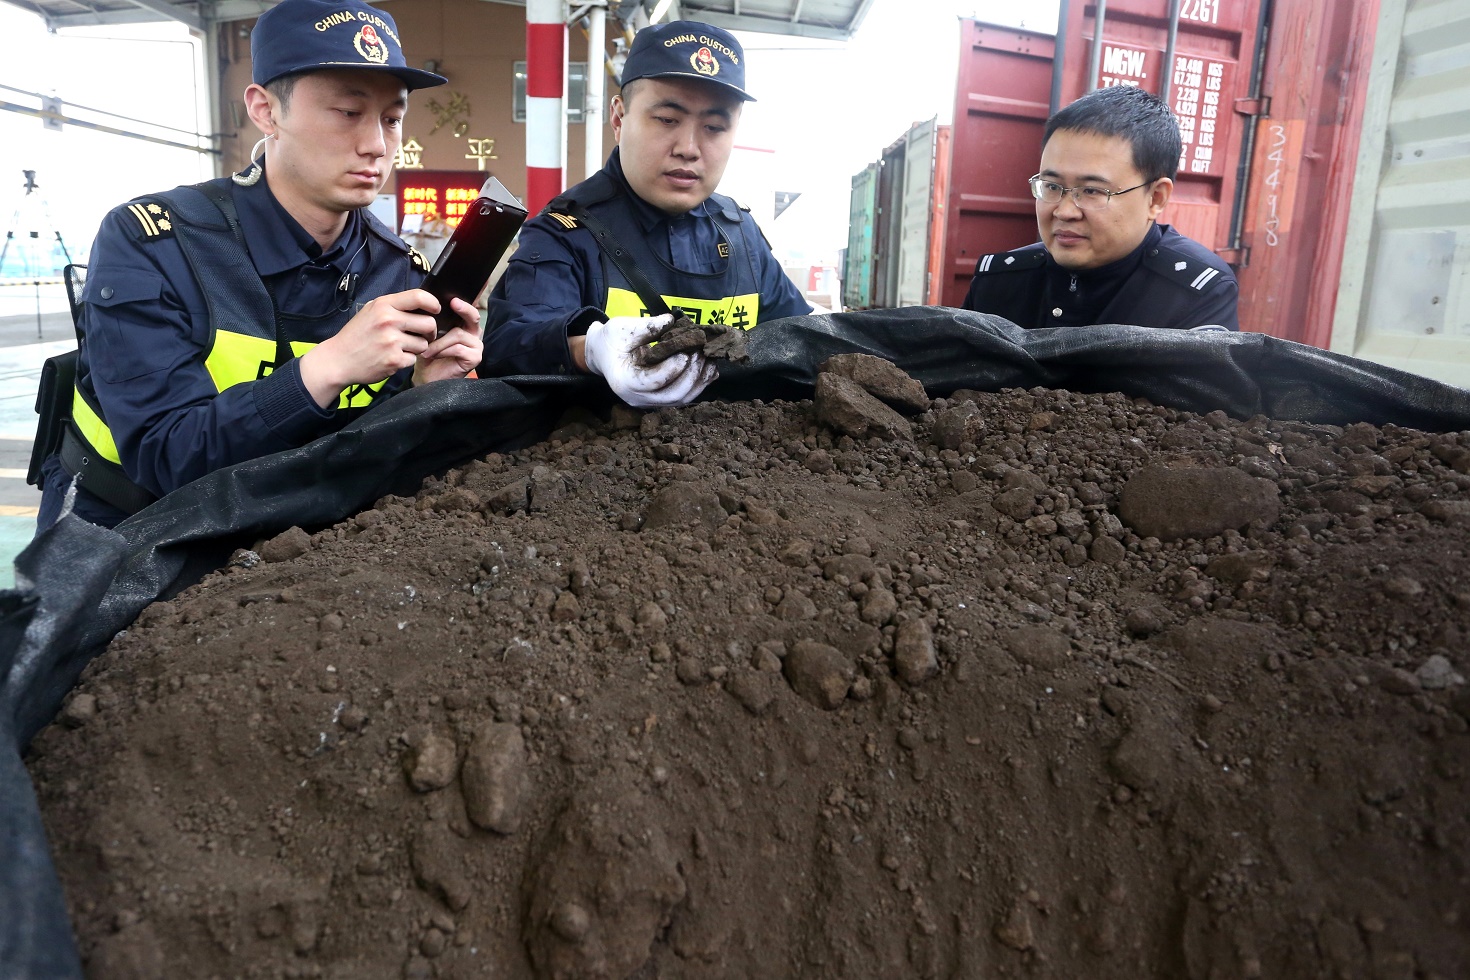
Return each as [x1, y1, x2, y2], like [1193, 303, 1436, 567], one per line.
[36, 0, 483, 531]
[483, 21, 812, 408]
[963, 85, 1239, 332]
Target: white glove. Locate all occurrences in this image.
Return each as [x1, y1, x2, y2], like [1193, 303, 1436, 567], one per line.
[583, 313, 718, 408]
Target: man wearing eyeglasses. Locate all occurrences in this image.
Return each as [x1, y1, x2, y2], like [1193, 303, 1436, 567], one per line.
[962, 85, 1238, 332]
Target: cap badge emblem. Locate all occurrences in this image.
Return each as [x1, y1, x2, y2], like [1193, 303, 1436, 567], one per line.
[355, 24, 389, 65]
[691, 46, 720, 77]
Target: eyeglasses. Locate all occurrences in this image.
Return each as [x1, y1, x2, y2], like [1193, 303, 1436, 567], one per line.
[1028, 175, 1154, 210]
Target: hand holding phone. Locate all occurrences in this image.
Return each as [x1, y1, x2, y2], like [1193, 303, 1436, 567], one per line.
[418, 175, 527, 336]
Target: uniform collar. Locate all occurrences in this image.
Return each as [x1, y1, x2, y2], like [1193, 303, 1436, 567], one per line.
[235, 173, 365, 277]
[606, 147, 716, 233]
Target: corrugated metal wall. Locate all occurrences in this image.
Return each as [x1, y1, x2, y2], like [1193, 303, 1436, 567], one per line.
[1333, 0, 1470, 387]
[896, 118, 939, 308]
[871, 137, 907, 309]
[1233, 0, 1379, 347]
[844, 164, 879, 310]
[938, 21, 1056, 309]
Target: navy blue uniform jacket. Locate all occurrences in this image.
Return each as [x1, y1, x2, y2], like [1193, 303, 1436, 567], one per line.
[482, 149, 811, 376]
[961, 223, 1239, 331]
[38, 175, 419, 529]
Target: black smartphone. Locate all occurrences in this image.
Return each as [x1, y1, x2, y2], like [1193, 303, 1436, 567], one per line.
[418, 175, 527, 336]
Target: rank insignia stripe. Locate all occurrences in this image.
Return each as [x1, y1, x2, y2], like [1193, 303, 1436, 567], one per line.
[1190, 268, 1220, 291]
[546, 212, 580, 230]
[409, 247, 431, 273]
[978, 250, 1041, 273]
[127, 202, 173, 239]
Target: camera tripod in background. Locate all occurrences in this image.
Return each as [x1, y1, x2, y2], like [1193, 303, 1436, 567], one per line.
[1, 170, 73, 340]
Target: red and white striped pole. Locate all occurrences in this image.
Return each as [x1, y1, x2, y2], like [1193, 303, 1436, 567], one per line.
[526, 0, 566, 213]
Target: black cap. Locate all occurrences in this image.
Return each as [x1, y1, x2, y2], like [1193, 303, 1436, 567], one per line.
[620, 21, 754, 102]
[251, 0, 447, 91]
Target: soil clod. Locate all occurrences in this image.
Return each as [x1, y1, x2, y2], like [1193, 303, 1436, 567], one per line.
[634, 314, 749, 366]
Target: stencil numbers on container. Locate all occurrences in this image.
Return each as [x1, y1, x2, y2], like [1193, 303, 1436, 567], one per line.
[1181, 0, 1220, 25]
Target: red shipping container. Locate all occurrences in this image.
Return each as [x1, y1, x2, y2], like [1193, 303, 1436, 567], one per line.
[939, 21, 1056, 310]
[937, 2, 1381, 349]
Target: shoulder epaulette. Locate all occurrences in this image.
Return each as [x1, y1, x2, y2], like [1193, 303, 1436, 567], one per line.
[545, 211, 580, 231]
[124, 200, 174, 241]
[1142, 244, 1232, 292]
[408, 246, 431, 273]
[973, 248, 1046, 274]
[707, 193, 745, 223]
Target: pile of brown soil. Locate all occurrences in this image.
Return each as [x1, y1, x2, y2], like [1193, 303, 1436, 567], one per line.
[27, 363, 1470, 979]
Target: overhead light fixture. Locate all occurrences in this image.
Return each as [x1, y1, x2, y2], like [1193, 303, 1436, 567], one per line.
[649, 0, 674, 24]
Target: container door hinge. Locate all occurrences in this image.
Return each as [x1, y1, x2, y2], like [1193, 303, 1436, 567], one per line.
[1218, 245, 1250, 269]
[1234, 96, 1271, 116]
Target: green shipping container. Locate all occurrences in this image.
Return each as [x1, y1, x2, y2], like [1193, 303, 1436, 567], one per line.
[843, 163, 878, 310]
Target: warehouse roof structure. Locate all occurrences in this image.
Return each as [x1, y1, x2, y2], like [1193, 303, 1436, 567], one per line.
[1, 0, 873, 40]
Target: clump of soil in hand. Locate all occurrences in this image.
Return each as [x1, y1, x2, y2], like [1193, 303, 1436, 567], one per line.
[634, 314, 749, 366]
[29, 360, 1470, 980]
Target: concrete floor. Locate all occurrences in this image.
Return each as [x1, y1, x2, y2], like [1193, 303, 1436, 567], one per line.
[0, 282, 79, 589]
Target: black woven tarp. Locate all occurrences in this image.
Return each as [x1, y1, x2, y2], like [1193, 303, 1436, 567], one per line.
[4, 309, 1470, 977]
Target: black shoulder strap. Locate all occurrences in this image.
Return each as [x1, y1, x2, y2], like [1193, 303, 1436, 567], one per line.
[565, 204, 673, 319]
[190, 181, 294, 367]
[551, 172, 672, 319]
[159, 181, 289, 366]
